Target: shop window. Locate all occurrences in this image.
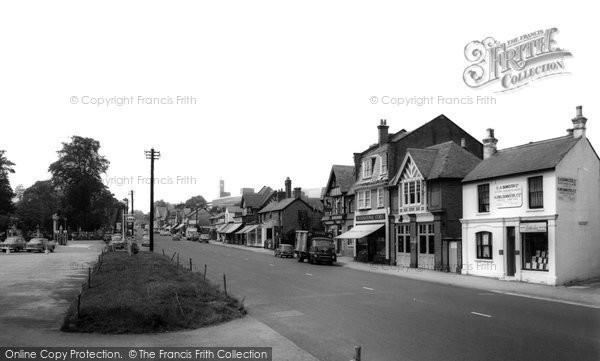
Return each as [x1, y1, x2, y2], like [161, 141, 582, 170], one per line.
[528, 176, 544, 209]
[475, 231, 492, 259]
[522, 233, 549, 271]
[478, 184, 490, 213]
[418, 224, 434, 254]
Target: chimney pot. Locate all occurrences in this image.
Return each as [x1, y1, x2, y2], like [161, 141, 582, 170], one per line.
[377, 119, 389, 146]
[460, 138, 466, 148]
[482, 128, 498, 159]
[572, 105, 587, 138]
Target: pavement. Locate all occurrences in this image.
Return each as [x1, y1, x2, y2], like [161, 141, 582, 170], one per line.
[0, 239, 318, 361]
[210, 240, 600, 309]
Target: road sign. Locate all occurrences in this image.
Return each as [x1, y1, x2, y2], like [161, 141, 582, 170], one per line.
[126, 215, 135, 223]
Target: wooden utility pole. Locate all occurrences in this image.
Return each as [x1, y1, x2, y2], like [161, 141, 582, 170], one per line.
[145, 148, 160, 252]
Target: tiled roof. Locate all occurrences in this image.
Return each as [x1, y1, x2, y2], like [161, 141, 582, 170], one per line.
[242, 189, 275, 208]
[304, 198, 324, 212]
[258, 198, 297, 213]
[463, 136, 580, 183]
[331, 165, 355, 193]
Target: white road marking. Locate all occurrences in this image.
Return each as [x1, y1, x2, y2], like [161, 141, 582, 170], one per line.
[490, 289, 600, 309]
[362, 287, 374, 291]
[305, 273, 313, 276]
[471, 312, 492, 318]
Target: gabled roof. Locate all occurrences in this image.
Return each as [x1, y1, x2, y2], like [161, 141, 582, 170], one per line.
[463, 136, 580, 183]
[392, 141, 482, 184]
[155, 206, 168, 218]
[304, 198, 324, 212]
[241, 189, 275, 208]
[325, 165, 355, 194]
[258, 197, 321, 214]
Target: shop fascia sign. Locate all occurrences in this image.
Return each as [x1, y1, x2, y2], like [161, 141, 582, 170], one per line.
[519, 222, 547, 233]
[356, 213, 386, 222]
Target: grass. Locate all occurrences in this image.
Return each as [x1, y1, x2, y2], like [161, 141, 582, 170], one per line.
[61, 251, 246, 334]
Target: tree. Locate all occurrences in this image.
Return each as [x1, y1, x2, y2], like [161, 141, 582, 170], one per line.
[48, 136, 111, 231]
[184, 195, 207, 209]
[0, 150, 16, 218]
[15, 180, 60, 232]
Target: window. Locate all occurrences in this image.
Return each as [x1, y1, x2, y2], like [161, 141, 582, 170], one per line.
[362, 158, 375, 179]
[381, 153, 388, 174]
[397, 225, 410, 253]
[478, 184, 490, 213]
[347, 198, 354, 213]
[333, 198, 340, 214]
[475, 232, 492, 259]
[528, 176, 544, 209]
[402, 180, 423, 206]
[377, 188, 384, 207]
[418, 224, 434, 254]
[522, 232, 548, 271]
[358, 190, 371, 209]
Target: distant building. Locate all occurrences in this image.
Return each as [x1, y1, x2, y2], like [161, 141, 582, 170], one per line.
[461, 106, 600, 285]
[219, 179, 231, 198]
[322, 165, 356, 256]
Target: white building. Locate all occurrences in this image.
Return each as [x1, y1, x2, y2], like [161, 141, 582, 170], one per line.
[461, 106, 600, 285]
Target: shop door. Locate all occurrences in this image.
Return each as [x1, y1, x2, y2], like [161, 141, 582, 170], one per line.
[506, 227, 516, 277]
[396, 225, 411, 267]
[418, 224, 435, 269]
[448, 241, 458, 273]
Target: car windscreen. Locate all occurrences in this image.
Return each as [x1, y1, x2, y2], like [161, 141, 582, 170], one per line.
[312, 239, 333, 248]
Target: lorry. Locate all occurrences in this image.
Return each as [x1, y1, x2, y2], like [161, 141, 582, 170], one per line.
[295, 230, 337, 265]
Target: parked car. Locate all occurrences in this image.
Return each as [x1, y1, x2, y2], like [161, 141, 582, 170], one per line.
[109, 234, 125, 249]
[0, 236, 27, 252]
[295, 231, 336, 265]
[172, 233, 181, 241]
[199, 234, 210, 243]
[274, 244, 294, 258]
[141, 234, 150, 247]
[159, 230, 170, 236]
[25, 238, 56, 252]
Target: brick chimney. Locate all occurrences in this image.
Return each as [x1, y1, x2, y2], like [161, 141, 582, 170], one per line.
[482, 128, 498, 159]
[460, 138, 466, 148]
[353, 153, 362, 180]
[378, 119, 389, 146]
[293, 187, 302, 198]
[572, 105, 587, 138]
[285, 177, 292, 198]
[277, 189, 286, 202]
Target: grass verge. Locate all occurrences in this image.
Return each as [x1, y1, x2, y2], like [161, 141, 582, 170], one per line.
[61, 251, 245, 333]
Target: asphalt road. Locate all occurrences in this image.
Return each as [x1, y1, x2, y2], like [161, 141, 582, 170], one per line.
[155, 237, 600, 361]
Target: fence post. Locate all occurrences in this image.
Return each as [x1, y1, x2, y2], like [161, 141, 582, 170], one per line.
[189, 258, 192, 271]
[162, 249, 165, 256]
[223, 274, 227, 296]
[204, 264, 207, 280]
[88, 267, 91, 288]
[177, 253, 179, 267]
[77, 293, 81, 318]
[353, 346, 361, 361]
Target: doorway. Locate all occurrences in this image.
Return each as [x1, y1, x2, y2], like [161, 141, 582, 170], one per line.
[506, 227, 516, 277]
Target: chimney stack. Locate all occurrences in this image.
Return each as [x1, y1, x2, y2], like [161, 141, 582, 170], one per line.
[285, 177, 292, 199]
[293, 187, 302, 198]
[482, 128, 498, 159]
[378, 119, 389, 146]
[572, 105, 587, 138]
[277, 189, 286, 202]
[460, 138, 466, 148]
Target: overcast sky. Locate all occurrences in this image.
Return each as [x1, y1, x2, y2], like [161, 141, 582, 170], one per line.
[1, 1, 597, 212]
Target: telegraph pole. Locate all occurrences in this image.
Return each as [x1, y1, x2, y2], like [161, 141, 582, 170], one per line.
[130, 189, 135, 237]
[145, 148, 160, 252]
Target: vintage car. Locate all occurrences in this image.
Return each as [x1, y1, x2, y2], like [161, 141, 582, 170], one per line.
[109, 234, 125, 249]
[25, 238, 56, 252]
[172, 233, 181, 241]
[274, 244, 295, 258]
[0, 236, 27, 252]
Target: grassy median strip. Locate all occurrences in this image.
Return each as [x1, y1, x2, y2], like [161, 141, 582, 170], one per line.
[61, 251, 245, 334]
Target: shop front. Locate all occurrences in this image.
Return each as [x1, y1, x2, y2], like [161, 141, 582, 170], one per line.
[337, 210, 388, 263]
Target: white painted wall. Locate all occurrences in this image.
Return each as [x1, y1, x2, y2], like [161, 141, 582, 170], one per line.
[554, 139, 600, 284]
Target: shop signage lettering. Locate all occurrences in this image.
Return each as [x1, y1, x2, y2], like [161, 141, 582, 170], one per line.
[519, 222, 547, 233]
[557, 176, 577, 201]
[331, 215, 344, 220]
[493, 183, 522, 208]
[356, 214, 385, 222]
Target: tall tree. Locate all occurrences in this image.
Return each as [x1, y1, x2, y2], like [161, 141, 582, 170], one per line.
[0, 150, 16, 216]
[48, 136, 110, 231]
[184, 195, 207, 209]
[15, 180, 60, 232]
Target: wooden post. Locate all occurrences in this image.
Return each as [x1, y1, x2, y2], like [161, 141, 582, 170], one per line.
[171, 252, 176, 261]
[162, 249, 165, 256]
[223, 274, 227, 296]
[204, 264, 207, 280]
[189, 258, 192, 271]
[354, 346, 361, 361]
[177, 253, 179, 267]
[88, 267, 91, 288]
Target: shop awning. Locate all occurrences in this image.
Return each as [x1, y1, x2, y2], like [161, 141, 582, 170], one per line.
[223, 223, 244, 234]
[335, 224, 384, 239]
[235, 225, 253, 234]
[216, 224, 229, 233]
[174, 223, 184, 230]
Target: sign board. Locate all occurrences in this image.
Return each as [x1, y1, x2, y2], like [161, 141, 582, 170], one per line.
[519, 222, 547, 233]
[493, 183, 523, 208]
[126, 215, 135, 223]
[557, 176, 577, 201]
[356, 214, 386, 222]
[116, 222, 121, 230]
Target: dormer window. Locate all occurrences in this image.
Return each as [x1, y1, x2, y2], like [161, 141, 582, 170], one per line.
[362, 158, 375, 179]
[381, 153, 388, 174]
